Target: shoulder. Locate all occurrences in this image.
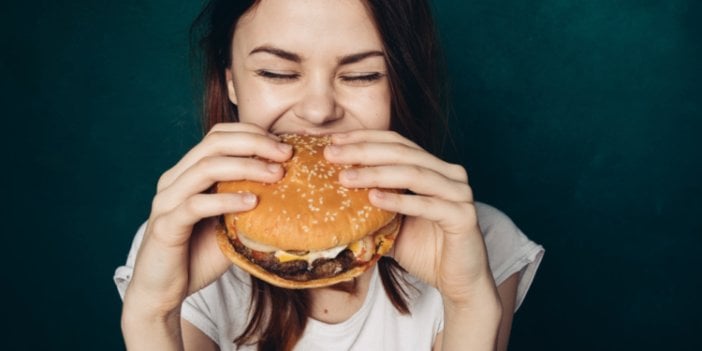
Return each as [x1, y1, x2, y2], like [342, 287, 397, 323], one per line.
[475, 202, 519, 235]
[475, 201, 532, 250]
[474, 202, 545, 310]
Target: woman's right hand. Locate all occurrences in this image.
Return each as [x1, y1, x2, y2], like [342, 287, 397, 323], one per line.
[122, 122, 292, 318]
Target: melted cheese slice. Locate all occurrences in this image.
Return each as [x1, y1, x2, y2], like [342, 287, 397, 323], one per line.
[237, 228, 381, 266]
[275, 245, 347, 264]
[237, 230, 349, 265]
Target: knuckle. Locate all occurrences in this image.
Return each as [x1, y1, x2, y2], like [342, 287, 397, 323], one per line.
[183, 195, 203, 215]
[406, 164, 424, 180]
[418, 194, 434, 208]
[194, 155, 220, 172]
[459, 202, 478, 226]
[388, 130, 402, 140]
[157, 170, 173, 191]
[149, 215, 168, 236]
[204, 130, 227, 145]
[384, 143, 406, 163]
[389, 141, 406, 154]
[450, 164, 469, 182]
[151, 193, 166, 212]
[459, 183, 474, 202]
[208, 123, 227, 135]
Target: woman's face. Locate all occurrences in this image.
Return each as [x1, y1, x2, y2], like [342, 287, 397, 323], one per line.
[226, 0, 391, 135]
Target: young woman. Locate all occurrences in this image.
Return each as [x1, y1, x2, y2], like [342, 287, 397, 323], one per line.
[114, 0, 544, 350]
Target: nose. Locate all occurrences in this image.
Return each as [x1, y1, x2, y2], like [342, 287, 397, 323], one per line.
[292, 76, 343, 126]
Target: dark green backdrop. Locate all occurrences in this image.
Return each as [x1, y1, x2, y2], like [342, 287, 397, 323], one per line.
[4, 0, 700, 350]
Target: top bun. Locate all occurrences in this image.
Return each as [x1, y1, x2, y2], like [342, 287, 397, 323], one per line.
[216, 134, 397, 251]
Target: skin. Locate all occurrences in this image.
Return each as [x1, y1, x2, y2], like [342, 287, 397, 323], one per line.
[122, 0, 518, 350]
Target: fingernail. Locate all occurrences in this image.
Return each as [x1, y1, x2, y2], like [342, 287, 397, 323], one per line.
[243, 193, 257, 205]
[326, 145, 340, 155]
[267, 163, 281, 173]
[371, 189, 385, 199]
[278, 142, 292, 153]
[342, 169, 357, 180]
[268, 133, 281, 141]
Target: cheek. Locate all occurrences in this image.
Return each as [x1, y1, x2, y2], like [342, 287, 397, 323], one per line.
[236, 82, 294, 127]
[349, 86, 392, 130]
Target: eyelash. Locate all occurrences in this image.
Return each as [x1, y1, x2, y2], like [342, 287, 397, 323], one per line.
[340, 72, 384, 83]
[255, 70, 300, 81]
[255, 70, 384, 83]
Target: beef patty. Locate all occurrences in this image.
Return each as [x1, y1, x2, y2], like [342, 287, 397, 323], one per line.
[230, 237, 359, 281]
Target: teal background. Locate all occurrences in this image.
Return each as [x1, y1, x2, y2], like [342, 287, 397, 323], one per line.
[3, 0, 700, 350]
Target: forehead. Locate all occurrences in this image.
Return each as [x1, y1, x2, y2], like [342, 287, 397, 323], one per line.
[233, 0, 384, 57]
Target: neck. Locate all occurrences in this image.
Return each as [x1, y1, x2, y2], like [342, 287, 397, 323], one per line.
[307, 268, 374, 324]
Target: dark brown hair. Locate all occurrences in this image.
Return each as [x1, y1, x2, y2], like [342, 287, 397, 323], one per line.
[190, 1, 447, 350]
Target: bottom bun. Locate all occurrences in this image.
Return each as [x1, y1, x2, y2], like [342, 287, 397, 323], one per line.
[216, 216, 401, 289]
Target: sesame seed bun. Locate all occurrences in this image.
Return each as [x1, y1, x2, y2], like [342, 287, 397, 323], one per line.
[217, 134, 398, 251]
[215, 134, 401, 289]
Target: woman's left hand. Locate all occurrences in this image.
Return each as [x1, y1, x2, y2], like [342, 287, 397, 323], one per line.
[324, 130, 496, 305]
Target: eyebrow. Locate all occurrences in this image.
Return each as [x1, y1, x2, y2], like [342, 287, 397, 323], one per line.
[249, 45, 384, 65]
[250, 46, 301, 63]
[338, 50, 385, 66]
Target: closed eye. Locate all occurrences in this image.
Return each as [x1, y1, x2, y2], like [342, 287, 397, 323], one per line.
[255, 70, 300, 82]
[339, 72, 385, 84]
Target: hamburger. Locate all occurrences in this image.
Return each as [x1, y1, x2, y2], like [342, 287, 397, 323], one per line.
[216, 134, 401, 289]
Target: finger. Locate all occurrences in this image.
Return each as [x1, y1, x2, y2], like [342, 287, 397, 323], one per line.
[339, 164, 473, 203]
[159, 131, 292, 191]
[206, 122, 280, 141]
[331, 130, 421, 149]
[368, 190, 477, 235]
[150, 192, 257, 246]
[154, 156, 283, 213]
[325, 141, 468, 183]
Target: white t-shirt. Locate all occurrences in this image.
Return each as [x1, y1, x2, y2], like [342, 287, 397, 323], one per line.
[114, 202, 544, 350]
